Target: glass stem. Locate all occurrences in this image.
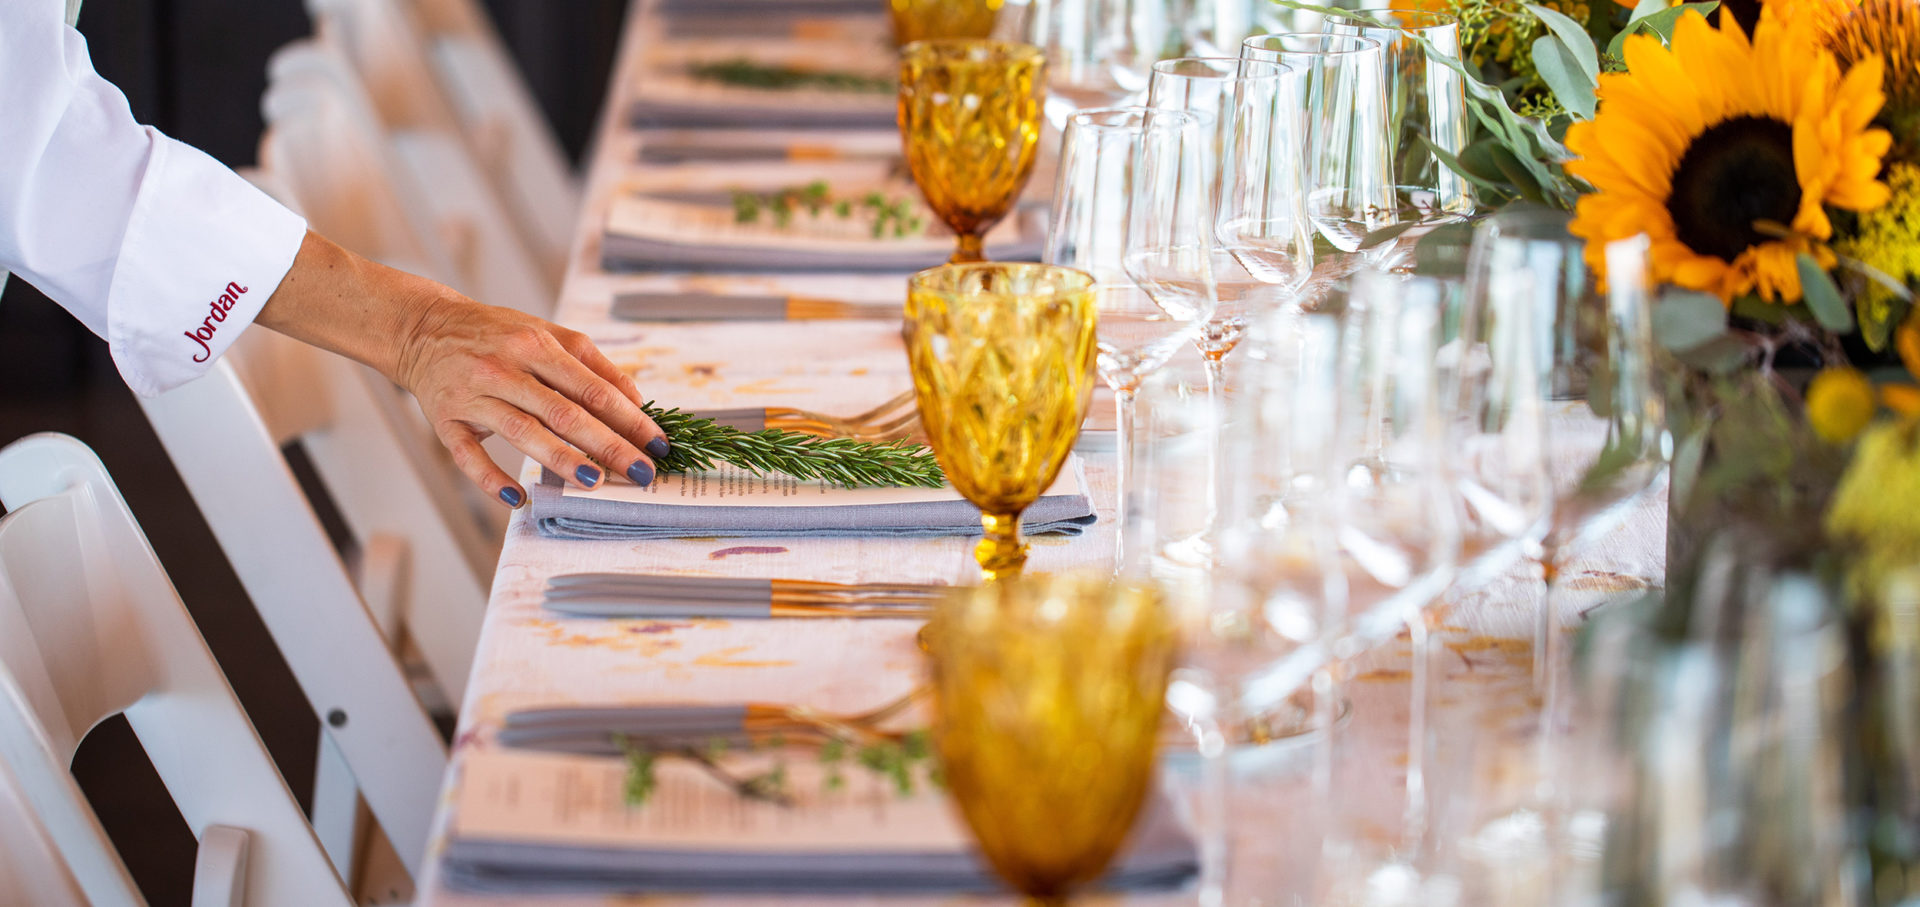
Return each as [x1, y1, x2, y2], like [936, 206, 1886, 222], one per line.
[1535, 549, 1565, 803]
[1113, 385, 1138, 574]
[1402, 610, 1432, 860]
[1200, 350, 1227, 547]
[951, 232, 987, 264]
[1195, 696, 1232, 907]
[975, 510, 1026, 581]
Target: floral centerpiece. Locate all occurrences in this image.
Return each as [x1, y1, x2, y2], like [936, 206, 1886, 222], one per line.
[1319, 0, 1920, 893]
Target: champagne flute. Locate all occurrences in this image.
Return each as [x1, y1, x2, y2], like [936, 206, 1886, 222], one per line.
[904, 263, 1099, 580]
[1325, 9, 1474, 266]
[1044, 106, 1211, 569]
[927, 572, 1180, 901]
[1011, 0, 1173, 128]
[889, 0, 1001, 46]
[1240, 33, 1393, 263]
[898, 40, 1049, 263]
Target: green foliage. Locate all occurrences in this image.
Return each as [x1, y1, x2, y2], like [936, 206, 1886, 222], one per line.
[1798, 253, 1856, 333]
[730, 182, 925, 238]
[644, 402, 946, 489]
[688, 59, 893, 94]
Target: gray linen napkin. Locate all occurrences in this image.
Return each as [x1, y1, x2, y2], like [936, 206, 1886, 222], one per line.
[441, 794, 1196, 895]
[530, 461, 1097, 541]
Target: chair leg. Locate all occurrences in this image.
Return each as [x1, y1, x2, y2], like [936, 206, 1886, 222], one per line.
[190, 825, 250, 907]
[311, 731, 367, 884]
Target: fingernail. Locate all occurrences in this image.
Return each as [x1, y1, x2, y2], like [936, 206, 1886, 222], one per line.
[646, 436, 671, 460]
[626, 459, 655, 486]
[498, 486, 523, 507]
[575, 464, 601, 487]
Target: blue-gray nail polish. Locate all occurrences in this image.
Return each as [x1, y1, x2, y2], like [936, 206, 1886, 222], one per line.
[575, 464, 601, 487]
[646, 436, 671, 460]
[627, 459, 655, 486]
[498, 486, 523, 507]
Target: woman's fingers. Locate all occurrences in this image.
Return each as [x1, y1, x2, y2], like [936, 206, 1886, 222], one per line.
[438, 420, 523, 508]
[530, 336, 671, 468]
[480, 388, 646, 489]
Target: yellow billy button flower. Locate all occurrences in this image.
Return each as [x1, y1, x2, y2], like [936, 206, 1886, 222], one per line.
[1808, 366, 1879, 442]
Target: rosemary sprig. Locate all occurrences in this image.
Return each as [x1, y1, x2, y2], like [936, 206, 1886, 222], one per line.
[731, 181, 925, 238]
[619, 731, 939, 807]
[643, 402, 945, 489]
[687, 59, 893, 94]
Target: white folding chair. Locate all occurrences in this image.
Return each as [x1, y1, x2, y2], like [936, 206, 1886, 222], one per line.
[0, 433, 353, 907]
[312, 0, 579, 282]
[0, 757, 88, 907]
[261, 39, 553, 318]
[138, 330, 466, 884]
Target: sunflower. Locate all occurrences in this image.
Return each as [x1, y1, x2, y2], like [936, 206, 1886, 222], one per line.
[1778, 0, 1920, 119]
[1566, 9, 1893, 303]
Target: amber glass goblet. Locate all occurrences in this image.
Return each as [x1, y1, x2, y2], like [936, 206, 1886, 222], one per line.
[898, 40, 1047, 263]
[888, 0, 1001, 46]
[927, 573, 1179, 901]
[905, 263, 1097, 579]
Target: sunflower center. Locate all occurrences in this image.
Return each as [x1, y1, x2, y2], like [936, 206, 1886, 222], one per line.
[1665, 116, 1801, 263]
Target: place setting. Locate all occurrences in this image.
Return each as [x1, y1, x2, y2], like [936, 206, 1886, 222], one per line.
[356, 0, 1920, 902]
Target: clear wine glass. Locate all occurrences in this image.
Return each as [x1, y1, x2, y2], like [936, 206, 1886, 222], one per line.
[1318, 269, 1462, 898]
[1325, 9, 1475, 266]
[1211, 57, 1316, 292]
[1012, 0, 1175, 128]
[1044, 106, 1211, 569]
[1240, 33, 1393, 264]
[1466, 210, 1667, 700]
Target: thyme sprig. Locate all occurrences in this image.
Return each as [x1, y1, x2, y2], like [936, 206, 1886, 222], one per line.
[617, 731, 939, 807]
[643, 402, 945, 489]
[731, 181, 925, 238]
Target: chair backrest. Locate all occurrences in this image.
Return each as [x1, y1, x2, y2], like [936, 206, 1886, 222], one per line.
[313, 0, 578, 282]
[262, 38, 554, 317]
[259, 41, 456, 288]
[0, 434, 352, 906]
[0, 756, 88, 907]
[137, 339, 455, 878]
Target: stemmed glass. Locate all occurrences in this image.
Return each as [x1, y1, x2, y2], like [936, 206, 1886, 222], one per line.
[1467, 211, 1667, 723]
[1319, 270, 1462, 897]
[1012, 0, 1173, 128]
[1325, 10, 1474, 265]
[1211, 57, 1316, 292]
[889, 0, 1000, 45]
[904, 263, 1099, 580]
[898, 40, 1049, 263]
[1240, 33, 1393, 265]
[927, 572, 1180, 901]
[1129, 57, 1298, 565]
[1044, 107, 1211, 568]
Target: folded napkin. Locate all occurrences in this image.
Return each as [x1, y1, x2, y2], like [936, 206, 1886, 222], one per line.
[530, 458, 1097, 541]
[440, 748, 1196, 895]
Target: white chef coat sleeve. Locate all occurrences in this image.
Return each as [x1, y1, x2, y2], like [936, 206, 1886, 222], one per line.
[0, 2, 308, 397]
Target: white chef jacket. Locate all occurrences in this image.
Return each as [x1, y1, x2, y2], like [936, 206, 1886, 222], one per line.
[1, 0, 308, 396]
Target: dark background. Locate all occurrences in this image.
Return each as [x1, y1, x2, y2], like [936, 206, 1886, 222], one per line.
[0, 1, 626, 901]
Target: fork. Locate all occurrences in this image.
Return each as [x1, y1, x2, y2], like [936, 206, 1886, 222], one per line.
[500, 686, 927, 752]
[706, 389, 924, 442]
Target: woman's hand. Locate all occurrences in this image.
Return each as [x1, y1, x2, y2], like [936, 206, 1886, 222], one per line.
[257, 231, 665, 507]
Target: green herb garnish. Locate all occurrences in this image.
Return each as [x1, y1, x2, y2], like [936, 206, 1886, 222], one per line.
[688, 59, 893, 94]
[644, 402, 945, 489]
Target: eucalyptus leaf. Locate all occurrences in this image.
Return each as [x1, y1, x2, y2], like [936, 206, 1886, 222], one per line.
[1674, 334, 1752, 374]
[1532, 36, 1598, 119]
[1359, 221, 1419, 250]
[1796, 253, 1854, 332]
[1526, 2, 1601, 80]
[1426, 138, 1518, 199]
[1730, 294, 1789, 326]
[1629, 0, 1668, 20]
[1652, 290, 1728, 351]
[1607, 2, 1718, 58]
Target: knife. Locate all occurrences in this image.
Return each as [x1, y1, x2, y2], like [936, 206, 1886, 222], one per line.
[611, 292, 900, 322]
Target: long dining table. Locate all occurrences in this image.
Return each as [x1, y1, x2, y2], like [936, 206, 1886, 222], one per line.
[412, 2, 1669, 903]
